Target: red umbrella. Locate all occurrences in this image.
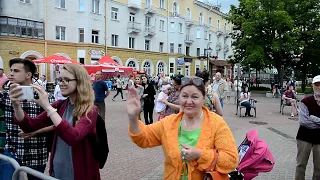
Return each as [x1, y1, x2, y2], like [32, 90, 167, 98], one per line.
[33, 55, 81, 64]
[97, 55, 119, 66]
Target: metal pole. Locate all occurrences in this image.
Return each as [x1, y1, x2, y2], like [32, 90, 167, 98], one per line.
[248, 64, 251, 88]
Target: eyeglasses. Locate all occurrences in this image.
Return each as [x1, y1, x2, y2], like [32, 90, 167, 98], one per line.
[57, 77, 76, 85]
[181, 77, 204, 87]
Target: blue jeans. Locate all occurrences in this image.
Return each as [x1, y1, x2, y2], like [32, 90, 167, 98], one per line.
[220, 99, 224, 109]
[241, 101, 252, 115]
[0, 150, 18, 180]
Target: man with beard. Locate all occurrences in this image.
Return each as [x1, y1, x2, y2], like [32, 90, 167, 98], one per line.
[295, 75, 320, 180]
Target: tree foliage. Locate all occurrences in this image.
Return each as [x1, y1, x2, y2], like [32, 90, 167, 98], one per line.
[228, 0, 320, 87]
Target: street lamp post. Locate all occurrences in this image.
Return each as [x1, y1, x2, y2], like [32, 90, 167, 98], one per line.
[248, 63, 251, 88]
[204, 47, 213, 78]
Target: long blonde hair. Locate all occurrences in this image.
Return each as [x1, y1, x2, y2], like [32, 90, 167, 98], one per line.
[62, 64, 94, 121]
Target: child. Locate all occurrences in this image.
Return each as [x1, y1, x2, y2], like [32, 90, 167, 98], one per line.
[156, 84, 171, 121]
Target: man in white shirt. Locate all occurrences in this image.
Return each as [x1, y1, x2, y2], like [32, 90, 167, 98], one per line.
[112, 74, 125, 101]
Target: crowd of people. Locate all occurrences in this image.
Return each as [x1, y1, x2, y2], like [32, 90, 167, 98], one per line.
[0, 57, 319, 180]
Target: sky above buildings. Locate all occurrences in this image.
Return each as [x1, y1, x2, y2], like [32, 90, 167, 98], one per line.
[201, 0, 239, 13]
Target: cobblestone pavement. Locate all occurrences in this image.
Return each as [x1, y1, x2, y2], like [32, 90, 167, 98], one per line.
[101, 92, 314, 180]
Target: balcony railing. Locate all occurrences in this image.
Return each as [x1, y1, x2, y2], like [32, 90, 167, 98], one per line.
[185, 35, 194, 44]
[170, 11, 181, 17]
[127, 21, 141, 33]
[144, 26, 156, 36]
[144, 5, 156, 14]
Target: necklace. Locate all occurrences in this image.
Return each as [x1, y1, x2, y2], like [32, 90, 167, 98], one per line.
[183, 110, 204, 130]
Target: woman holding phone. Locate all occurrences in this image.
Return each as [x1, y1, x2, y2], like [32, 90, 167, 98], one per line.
[9, 64, 100, 180]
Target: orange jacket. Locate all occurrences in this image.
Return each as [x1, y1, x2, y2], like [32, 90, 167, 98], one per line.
[129, 107, 238, 180]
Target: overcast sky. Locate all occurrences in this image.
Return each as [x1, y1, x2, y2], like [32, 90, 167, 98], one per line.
[201, 0, 239, 13]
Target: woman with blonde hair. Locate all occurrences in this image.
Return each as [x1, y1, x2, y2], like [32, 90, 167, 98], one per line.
[9, 64, 100, 180]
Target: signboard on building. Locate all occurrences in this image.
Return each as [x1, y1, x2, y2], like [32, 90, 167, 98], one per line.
[88, 49, 105, 56]
[184, 57, 193, 63]
[177, 58, 185, 66]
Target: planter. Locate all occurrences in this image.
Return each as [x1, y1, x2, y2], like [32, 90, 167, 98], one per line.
[266, 92, 273, 98]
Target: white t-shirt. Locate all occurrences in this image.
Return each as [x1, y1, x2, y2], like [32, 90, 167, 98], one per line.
[116, 78, 122, 88]
[155, 92, 168, 113]
[240, 92, 250, 103]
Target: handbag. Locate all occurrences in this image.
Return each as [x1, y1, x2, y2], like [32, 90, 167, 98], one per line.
[203, 149, 230, 180]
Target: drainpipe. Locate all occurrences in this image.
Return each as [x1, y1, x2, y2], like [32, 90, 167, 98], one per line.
[43, 0, 50, 80]
[105, 0, 108, 55]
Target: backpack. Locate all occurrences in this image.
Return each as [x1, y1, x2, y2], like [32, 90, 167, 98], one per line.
[55, 100, 109, 169]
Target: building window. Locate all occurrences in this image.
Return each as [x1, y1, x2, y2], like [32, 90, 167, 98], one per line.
[178, 23, 183, 33]
[56, 26, 66, 41]
[129, 37, 135, 49]
[129, 13, 135, 22]
[111, 7, 118, 20]
[79, 0, 85, 11]
[204, 31, 208, 39]
[143, 62, 151, 75]
[92, 0, 99, 13]
[173, 2, 179, 14]
[79, 28, 84, 42]
[145, 40, 150, 50]
[20, 0, 30, 3]
[111, 34, 118, 46]
[157, 62, 164, 74]
[209, 17, 212, 26]
[224, 22, 228, 32]
[217, 20, 220, 31]
[170, 22, 175, 32]
[159, 20, 165, 31]
[127, 61, 136, 70]
[55, 0, 66, 8]
[159, 42, 164, 52]
[170, 43, 174, 53]
[186, 46, 190, 56]
[186, 8, 191, 20]
[196, 29, 200, 38]
[178, 44, 182, 54]
[160, 0, 165, 9]
[197, 48, 200, 56]
[79, 58, 85, 64]
[209, 33, 211, 41]
[169, 62, 174, 73]
[146, 0, 151, 8]
[91, 30, 99, 43]
[199, 13, 203, 24]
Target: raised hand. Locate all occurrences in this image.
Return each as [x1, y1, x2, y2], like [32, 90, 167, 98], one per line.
[127, 87, 141, 121]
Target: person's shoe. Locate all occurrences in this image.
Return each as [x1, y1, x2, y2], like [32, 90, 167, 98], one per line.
[291, 113, 294, 117]
[122, 99, 126, 101]
[248, 114, 254, 117]
[112, 99, 115, 101]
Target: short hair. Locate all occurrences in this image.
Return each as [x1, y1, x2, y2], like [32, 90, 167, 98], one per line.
[129, 74, 133, 78]
[9, 58, 37, 76]
[117, 74, 120, 78]
[172, 74, 184, 85]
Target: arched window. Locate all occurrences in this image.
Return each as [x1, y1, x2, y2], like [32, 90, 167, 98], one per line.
[186, 8, 191, 20]
[173, 2, 179, 14]
[127, 61, 136, 70]
[199, 13, 203, 24]
[143, 62, 151, 75]
[157, 62, 164, 74]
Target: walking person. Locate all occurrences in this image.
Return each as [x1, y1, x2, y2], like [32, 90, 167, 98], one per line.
[126, 76, 238, 179]
[141, 75, 156, 125]
[11, 64, 101, 180]
[0, 58, 55, 180]
[283, 85, 298, 117]
[295, 75, 320, 180]
[211, 72, 228, 108]
[93, 71, 110, 120]
[196, 70, 223, 116]
[112, 74, 125, 101]
[226, 77, 233, 104]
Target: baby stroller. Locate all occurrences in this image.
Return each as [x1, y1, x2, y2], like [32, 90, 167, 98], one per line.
[229, 129, 275, 180]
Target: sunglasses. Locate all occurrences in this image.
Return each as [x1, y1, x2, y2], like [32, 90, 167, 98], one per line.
[181, 77, 204, 87]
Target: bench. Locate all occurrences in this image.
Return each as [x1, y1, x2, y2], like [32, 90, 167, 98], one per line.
[236, 99, 257, 117]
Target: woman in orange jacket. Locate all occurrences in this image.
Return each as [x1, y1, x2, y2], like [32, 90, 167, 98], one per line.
[127, 77, 238, 180]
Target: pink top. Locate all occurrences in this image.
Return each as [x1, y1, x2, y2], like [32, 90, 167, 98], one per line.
[0, 75, 8, 88]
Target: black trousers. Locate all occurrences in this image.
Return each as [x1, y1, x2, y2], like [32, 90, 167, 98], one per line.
[143, 100, 154, 125]
[113, 88, 123, 99]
